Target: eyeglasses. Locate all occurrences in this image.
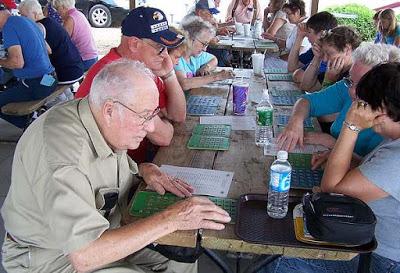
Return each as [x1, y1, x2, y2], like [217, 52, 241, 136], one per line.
[195, 37, 209, 49]
[113, 100, 160, 125]
[343, 76, 355, 89]
[141, 39, 167, 55]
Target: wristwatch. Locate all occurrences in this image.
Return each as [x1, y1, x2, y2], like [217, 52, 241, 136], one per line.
[343, 120, 361, 133]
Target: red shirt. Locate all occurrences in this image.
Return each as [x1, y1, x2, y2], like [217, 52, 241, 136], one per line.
[76, 48, 166, 163]
[75, 48, 167, 109]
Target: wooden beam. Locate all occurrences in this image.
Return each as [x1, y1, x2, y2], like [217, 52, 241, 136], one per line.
[129, 0, 135, 10]
[311, 0, 319, 15]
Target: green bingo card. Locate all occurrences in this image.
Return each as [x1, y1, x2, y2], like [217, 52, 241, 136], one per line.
[130, 191, 237, 224]
[192, 124, 232, 138]
[187, 135, 230, 150]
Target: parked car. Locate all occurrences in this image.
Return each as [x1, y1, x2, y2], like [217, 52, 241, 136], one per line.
[17, 0, 129, 27]
[77, 0, 129, 27]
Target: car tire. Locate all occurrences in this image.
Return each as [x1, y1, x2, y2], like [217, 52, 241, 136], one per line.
[88, 4, 112, 28]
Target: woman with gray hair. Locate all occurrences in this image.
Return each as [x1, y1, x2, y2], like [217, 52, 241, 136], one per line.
[174, 16, 233, 90]
[277, 43, 400, 159]
[18, 0, 84, 84]
[51, 0, 98, 71]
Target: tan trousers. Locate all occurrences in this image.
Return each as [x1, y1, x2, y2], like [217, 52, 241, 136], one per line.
[2, 236, 197, 273]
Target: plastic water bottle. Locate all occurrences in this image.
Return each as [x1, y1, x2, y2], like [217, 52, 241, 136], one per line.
[267, 150, 292, 219]
[255, 89, 273, 146]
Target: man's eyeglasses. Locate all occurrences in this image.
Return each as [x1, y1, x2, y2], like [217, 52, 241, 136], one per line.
[141, 39, 167, 55]
[195, 37, 209, 49]
[343, 76, 355, 89]
[113, 100, 160, 125]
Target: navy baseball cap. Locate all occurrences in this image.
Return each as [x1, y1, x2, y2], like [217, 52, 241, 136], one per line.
[196, 0, 220, 14]
[121, 7, 184, 48]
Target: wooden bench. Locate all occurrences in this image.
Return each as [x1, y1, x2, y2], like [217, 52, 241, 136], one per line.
[1, 84, 72, 116]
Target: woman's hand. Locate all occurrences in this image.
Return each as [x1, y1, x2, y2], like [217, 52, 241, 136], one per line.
[311, 40, 323, 60]
[345, 101, 381, 130]
[311, 150, 330, 170]
[325, 56, 345, 82]
[215, 70, 234, 81]
[197, 64, 214, 76]
[277, 119, 304, 151]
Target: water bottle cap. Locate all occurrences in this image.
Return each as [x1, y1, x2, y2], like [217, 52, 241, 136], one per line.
[277, 150, 288, 160]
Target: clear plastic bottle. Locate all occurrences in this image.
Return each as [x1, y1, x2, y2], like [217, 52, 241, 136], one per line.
[267, 150, 292, 219]
[255, 89, 274, 146]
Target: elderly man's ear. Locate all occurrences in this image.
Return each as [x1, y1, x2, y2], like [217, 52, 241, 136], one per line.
[127, 37, 141, 53]
[102, 101, 116, 126]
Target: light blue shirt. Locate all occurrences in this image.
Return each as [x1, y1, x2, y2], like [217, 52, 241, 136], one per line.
[359, 138, 400, 262]
[303, 80, 383, 156]
[174, 52, 214, 78]
[377, 25, 400, 46]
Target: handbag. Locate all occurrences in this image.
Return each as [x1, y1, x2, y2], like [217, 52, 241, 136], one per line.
[302, 192, 376, 245]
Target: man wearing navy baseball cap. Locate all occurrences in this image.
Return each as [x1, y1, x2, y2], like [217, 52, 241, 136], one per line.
[76, 6, 187, 164]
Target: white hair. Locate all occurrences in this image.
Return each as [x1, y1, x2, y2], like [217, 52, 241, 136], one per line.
[352, 42, 400, 66]
[181, 15, 216, 40]
[51, 0, 75, 9]
[18, 0, 43, 15]
[88, 59, 155, 114]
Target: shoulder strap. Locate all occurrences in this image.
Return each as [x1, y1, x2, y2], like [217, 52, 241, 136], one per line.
[232, 0, 240, 19]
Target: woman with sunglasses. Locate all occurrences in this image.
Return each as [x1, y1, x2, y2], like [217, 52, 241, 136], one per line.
[174, 16, 233, 91]
[320, 62, 400, 273]
[301, 26, 361, 92]
[277, 43, 400, 161]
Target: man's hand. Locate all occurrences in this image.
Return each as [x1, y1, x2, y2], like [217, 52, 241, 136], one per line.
[217, 27, 231, 36]
[304, 132, 336, 149]
[153, 54, 174, 78]
[164, 197, 231, 231]
[139, 163, 194, 197]
[277, 119, 304, 151]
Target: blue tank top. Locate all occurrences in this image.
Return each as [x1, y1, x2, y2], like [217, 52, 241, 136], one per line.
[39, 17, 84, 82]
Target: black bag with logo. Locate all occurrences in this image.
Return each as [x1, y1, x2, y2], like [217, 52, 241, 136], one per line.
[302, 192, 376, 245]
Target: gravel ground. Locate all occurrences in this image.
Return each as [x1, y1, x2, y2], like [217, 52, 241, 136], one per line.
[91, 27, 121, 57]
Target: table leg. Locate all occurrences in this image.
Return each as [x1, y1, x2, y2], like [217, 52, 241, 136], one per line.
[242, 254, 281, 273]
[203, 248, 235, 273]
[240, 51, 244, 68]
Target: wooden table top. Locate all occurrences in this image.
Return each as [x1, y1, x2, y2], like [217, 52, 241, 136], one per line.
[128, 70, 358, 260]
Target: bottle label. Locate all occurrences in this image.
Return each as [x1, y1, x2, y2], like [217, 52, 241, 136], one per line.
[256, 107, 273, 126]
[270, 170, 291, 192]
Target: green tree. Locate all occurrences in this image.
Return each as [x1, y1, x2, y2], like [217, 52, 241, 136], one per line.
[325, 4, 375, 41]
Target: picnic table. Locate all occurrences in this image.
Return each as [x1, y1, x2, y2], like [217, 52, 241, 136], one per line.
[126, 69, 374, 273]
